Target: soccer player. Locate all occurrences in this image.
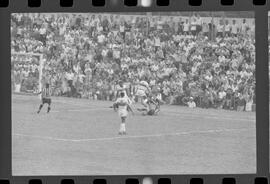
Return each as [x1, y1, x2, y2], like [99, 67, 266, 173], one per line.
[116, 81, 128, 98]
[113, 92, 134, 135]
[135, 80, 151, 109]
[115, 80, 133, 106]
[137, 95, 160, 116]
[37, 83, 52, 114]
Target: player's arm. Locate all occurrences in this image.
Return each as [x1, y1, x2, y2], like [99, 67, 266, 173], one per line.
[49, 88, 53, 97]
[36, 89, 43, 95]
[181, 97, 188, 105]
[127, 104, 134, 115]
[112, 99, 119, 111]
[150, 98, 158, 106]
[116, 89, 119, 97]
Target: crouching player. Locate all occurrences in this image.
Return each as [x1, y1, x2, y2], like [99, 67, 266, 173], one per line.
[37, 83, 52, 114]
[137, 95, 160, 116]
[113, 92, 134, 135]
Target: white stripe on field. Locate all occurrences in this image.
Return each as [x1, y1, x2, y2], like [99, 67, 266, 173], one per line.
[13, 128, 253, 143]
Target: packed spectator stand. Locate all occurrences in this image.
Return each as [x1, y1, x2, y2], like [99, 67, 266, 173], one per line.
[11, 13, 255, 111]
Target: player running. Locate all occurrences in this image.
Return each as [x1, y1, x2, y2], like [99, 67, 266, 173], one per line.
[37, 83, 52, 114]
[113, 92, 134, 135]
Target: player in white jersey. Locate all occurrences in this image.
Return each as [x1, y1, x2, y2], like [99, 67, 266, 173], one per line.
[113, 92, 134, 135]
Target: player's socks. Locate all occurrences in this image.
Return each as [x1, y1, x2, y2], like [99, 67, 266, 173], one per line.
[37, 104, 43, 113]
[119, 123, 125, 135]
[123, 124, 126, 133]
[47, 107, 51, 113]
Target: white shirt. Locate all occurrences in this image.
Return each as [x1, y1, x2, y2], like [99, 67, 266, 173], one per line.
[225, 25, 231, 32]
[183, 23, 189, 32]
[218, 91, 226, 99]
[66, 72, 74, 80]
[39, 27, 46, 35]
[97, 34, 105, 43]
[154, 37, 161, 47]
[157, 20, 163, 30]
[217, 24, 224, 32]
[120, 25, 125, 32]
[231, 24, 238, 34]
[187, 101, 196, 108]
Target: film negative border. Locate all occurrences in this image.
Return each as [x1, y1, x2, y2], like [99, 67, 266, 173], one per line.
[0, 0, 270, 184]
[0, 0, 269, 8]
[0, 175, 269, 184]
[0, 0, 268, 9]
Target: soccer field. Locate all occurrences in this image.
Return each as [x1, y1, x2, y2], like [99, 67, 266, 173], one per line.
[12, 94, 256, 175]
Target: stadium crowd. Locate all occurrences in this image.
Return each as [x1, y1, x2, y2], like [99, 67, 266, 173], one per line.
[11, 13, 255, 111]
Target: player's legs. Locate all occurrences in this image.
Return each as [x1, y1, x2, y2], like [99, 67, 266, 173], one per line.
[137, 107, 148, 113]
[141, 97, 148, 109]
[37, 98, 45, 114]
[155, 106, 160, 114]
[154, 103, 160, 114]
[119, 117, 127, 135]
[47, 99, 52, 113]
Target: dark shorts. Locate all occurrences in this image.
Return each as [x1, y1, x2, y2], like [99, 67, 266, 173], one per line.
[42, 98, 51, 105]
[147, 109, 156, 115]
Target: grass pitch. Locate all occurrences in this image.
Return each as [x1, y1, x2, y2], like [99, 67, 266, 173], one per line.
[12, 94, 256, 175]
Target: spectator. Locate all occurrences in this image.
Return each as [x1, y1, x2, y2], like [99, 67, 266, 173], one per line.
[11, 13, 255, 112]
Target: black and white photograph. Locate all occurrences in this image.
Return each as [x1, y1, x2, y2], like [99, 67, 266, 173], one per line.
[11, 12, 256, 175]
[268, 11, 270, 168]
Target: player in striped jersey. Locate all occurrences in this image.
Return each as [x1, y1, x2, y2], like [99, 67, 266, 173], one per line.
[37, 83, 52, 114]
[135, 80, 150, 108]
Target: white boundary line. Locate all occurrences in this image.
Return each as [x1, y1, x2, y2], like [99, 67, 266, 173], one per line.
[13, 128, 253, 143]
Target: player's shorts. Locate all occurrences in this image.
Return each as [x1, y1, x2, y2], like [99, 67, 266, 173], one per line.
[118, 109, 128, 117]
[136, 89, 146, 97]
[147, 109, 155, 115]
[42, 98, 51, 105]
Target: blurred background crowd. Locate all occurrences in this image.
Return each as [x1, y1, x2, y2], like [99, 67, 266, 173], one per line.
[11, 12, 255, 111]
